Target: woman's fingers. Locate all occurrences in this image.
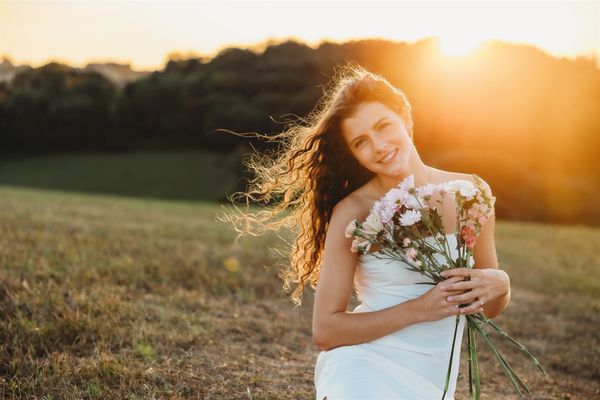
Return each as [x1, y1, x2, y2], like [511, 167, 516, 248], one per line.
[457, 299, 485, 315]
[439, 279, 475, 292]
[437, 276, 465, 289]
[440, 267, 474, 279]
[444, 289, 466, 296]
[445, 290, 483, 305]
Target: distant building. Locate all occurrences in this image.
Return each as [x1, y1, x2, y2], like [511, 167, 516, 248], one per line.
[0, 57, 150, 89]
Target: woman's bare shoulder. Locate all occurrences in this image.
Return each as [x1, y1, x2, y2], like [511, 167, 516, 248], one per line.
[431, 168, 488, 186]
[332, 184, 375, 223]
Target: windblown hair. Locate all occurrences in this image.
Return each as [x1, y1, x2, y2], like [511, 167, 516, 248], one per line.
[218, 62, 414, 307]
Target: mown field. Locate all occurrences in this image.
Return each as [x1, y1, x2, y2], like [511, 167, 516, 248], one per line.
[1, 185, 599, 399]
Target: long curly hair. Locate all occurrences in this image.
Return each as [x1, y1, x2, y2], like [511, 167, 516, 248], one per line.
[218, 62, 415, 307]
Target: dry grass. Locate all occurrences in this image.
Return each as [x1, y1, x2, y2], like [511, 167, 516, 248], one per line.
[0, 185, 599, 399]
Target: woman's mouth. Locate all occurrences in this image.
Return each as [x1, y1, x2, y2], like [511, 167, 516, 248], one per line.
[378, 148, 398, 164]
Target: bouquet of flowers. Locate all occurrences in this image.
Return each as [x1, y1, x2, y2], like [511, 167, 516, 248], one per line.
[345, 174, 548, 400]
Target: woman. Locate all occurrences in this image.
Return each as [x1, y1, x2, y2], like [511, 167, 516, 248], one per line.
[220, 63, 511, 399]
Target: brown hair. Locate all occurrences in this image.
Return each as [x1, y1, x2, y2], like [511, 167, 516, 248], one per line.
[218, 62, 414, 307]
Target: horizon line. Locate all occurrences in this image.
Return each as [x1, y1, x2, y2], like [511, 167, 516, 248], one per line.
[2, 36, 599, 73]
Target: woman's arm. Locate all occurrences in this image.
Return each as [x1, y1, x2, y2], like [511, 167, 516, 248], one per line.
[312, 198, 416, 351]
[313, 293, 425, 352]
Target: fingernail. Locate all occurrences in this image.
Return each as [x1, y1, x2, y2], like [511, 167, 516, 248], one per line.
[447, 296, 453, 301]
[460, 309, 465, 314]
[439, 285, 447, 290]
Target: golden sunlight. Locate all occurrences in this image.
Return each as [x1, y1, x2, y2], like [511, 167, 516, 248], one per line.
[0, 1, 596, 70]
[437, 34, 485, 58]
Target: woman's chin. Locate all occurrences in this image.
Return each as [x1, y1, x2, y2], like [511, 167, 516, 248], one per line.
[376, 162, 408, 177]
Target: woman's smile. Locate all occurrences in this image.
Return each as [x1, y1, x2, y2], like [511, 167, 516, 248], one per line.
[378, 148, 398, 164]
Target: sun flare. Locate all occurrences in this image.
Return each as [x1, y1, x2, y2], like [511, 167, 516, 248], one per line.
[437, 34, 485, 58]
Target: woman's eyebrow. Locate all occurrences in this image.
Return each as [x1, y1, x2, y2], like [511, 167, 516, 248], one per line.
[350, 116, 389, 145]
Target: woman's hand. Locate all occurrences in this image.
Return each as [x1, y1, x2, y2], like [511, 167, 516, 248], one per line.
[438, 267, 510, 315]
[413, 276, 481, 323]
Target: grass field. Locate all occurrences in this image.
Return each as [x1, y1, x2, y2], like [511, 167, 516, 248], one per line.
[0, 150, 239, 202]
[1, 185, 599, 399]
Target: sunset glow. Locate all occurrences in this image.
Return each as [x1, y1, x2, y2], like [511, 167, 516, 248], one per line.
[0, 1, 598, 70]
[438, 34, 485, 58]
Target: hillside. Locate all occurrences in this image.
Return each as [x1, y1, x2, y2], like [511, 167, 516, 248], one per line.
[0, 150, 238, 203]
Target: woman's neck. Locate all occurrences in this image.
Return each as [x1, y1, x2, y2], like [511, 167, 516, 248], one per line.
[371, 151, 432, 196]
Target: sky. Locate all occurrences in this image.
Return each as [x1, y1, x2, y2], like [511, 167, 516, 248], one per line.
[1, 0, 598, 71]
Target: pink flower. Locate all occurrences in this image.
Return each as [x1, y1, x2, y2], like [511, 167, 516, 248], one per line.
[467, 207, 480, 220]
[465, 236, 476, 249]
[478, 215, 488, 226]
[405, 247, 418, 262]
[460, 224, 477, 250]
[478, 203, 489, 214]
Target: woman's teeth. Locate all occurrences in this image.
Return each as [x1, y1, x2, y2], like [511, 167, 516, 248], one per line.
[380, 149, 397, 163]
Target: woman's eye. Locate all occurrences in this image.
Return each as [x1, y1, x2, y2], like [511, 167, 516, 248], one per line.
[379, 122, 390, 131]
[355, 139, 366, 148]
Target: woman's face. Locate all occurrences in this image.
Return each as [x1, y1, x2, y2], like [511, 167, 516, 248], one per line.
[341, 101, 413, 176]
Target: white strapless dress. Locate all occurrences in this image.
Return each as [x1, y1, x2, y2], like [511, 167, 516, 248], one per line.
[314, 233, 471, 400]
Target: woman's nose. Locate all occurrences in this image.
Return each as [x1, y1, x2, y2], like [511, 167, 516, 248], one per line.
[372, 136, 388, 152]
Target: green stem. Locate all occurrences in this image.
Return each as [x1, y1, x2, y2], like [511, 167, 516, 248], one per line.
[467, 321, 473, 399]
[468, 320, 481, 400]
[474, 314, 548, 376]
[469, 316, 530, 397]
[441, 314, 461, 400]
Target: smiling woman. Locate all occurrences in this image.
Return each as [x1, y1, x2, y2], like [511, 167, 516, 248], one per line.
[341, 101, 414, 175]
[219, 62, 510, 399]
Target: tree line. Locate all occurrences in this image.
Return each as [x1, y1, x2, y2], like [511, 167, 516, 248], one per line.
[0, 38, 598, 225]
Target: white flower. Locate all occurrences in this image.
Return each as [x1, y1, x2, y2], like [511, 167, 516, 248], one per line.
[371, 188, 406, 224]
[402, 237, 411, 247]
[362, 212, 383, 235]
[398, 175, 415, 192]
[438, 182, 450, 195]
[384, 188, 405, 206]
[399, 209, 422, 226]
[371, 199, 383, 215]
[403, 193, 422, 209]
[371, 199, 395, 224]
[416, 183, 437, 199]
[344, 219, 357, 238]
[351, 237, 371, 253]
[446, 180, 477, 199]
[379, 198, 397, 224]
